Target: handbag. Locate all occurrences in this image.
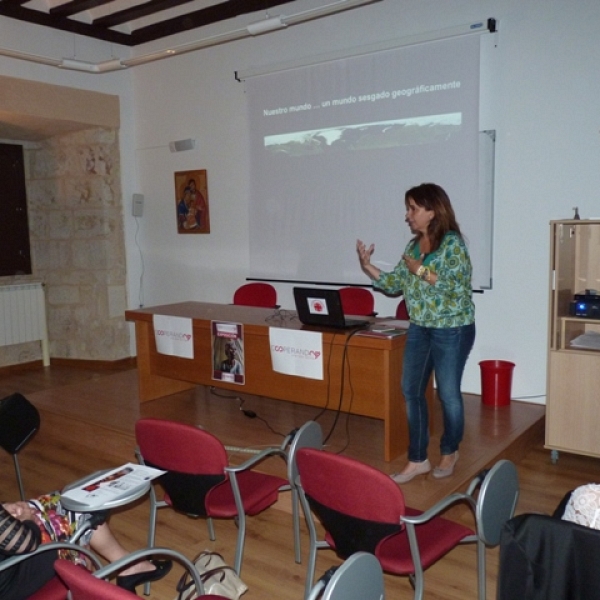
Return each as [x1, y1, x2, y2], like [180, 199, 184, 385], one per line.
[175, 550, 248, 600]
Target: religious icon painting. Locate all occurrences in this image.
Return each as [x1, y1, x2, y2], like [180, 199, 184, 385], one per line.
[174, 169, 210, 233]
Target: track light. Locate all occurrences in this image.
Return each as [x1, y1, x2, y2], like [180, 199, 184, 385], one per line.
[247, 16, 286, 36]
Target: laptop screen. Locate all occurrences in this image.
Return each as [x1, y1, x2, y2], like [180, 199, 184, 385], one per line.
[293, 287, 369, 329]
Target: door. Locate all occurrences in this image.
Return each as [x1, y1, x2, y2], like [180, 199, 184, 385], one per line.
[0, 143, 32, 276]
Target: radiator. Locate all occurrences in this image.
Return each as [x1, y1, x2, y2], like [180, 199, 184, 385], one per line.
[0, 282, 50, 366]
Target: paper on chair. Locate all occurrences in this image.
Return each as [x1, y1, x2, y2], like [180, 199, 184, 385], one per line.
[61, 463, 165, 510]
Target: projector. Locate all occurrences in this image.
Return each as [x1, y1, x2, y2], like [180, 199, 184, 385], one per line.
[569, 290, 600, 319]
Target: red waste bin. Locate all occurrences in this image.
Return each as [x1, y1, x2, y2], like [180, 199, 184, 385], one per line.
[479, 360, 515, 407]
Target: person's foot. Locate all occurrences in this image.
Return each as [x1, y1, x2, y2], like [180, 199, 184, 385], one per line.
[116, 559, 172, 592]
[390, 459, 431, 484]
[432, 451, 459, 479]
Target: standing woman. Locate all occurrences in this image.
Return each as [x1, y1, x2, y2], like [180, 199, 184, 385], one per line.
[356, 182, 475, 482]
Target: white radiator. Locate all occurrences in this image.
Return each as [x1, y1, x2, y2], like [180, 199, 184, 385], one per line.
[0, 282, 50, 366]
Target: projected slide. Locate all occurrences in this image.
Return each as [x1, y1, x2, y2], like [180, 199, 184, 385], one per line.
[265, 113, 462, 156]
[246, 35, 488, 288]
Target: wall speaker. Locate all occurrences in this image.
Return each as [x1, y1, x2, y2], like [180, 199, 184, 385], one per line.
[169, 138, 195, 152]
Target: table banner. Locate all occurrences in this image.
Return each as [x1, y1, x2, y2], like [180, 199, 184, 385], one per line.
[153, 314, 193, 359]
[269, 327, 323, 380]
[212, 321, 245, 384]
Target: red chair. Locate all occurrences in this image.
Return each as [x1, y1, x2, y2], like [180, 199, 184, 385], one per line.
[395, 299, 409, 320]
[135, 418, 288, 577]
[54, 547, 229, 599]
[295, 448, 519, 600]
[0, 541, 103, 600]
[232, 282, 278, 308]
[55, 560, 140, 600]
[338, 287, 376, 316]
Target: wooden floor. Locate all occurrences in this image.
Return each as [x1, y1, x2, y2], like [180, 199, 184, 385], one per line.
[1, 364, 598, 599]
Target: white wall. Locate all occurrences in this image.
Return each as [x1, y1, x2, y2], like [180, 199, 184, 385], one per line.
[2, 0, 600, 400]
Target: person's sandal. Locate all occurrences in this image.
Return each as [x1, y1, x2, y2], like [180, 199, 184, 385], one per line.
[432, 452, 459, 479]
[390, 459, 431, 484]
[116, 559, 172, 592]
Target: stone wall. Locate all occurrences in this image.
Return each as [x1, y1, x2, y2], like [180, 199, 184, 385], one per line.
[0, 128, 129, 365]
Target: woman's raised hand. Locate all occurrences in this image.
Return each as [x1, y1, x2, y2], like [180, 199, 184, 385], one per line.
[356, 239, 374, 268]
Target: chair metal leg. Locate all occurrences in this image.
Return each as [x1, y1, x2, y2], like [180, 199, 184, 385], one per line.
[13, 455, 25, 500]
[143, 486, 159, 597]
[207, 517, 216, 541]
[233, 511, 246, 575]
[304, 543, 317, 600]
[413, 572, 425, 600]
[477, 539, 486, 600]
[405, 522, 425, 600]
[298, 488, 321, 600]
[292, 489, 302, 564]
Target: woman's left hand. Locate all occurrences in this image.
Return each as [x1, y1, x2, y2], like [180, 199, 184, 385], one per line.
[402, 253, 423, 275]
[2, 501, 35, 522]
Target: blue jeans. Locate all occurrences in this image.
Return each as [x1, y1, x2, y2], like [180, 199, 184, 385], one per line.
[401, 322, 475, 462]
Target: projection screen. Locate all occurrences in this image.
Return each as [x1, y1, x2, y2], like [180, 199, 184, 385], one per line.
[245, 35, 489, 289]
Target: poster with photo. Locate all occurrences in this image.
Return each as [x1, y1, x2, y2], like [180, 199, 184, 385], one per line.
[212, 321, 244, 384]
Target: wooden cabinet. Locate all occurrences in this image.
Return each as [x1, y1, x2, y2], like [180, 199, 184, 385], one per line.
[546, 220, 600, 461]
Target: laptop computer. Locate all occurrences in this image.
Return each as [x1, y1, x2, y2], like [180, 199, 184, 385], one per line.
[293, 287, 370, 329]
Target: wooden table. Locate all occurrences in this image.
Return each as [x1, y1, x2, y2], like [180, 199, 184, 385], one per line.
[125, 302, 433, 461]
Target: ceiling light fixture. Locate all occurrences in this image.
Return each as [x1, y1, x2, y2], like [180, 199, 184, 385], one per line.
[246, 16, 286, 36]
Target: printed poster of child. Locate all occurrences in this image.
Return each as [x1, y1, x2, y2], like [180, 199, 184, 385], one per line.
[212, 321, 244, 384]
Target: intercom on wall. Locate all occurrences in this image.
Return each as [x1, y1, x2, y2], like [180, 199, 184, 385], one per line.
[132, 194, 144, 217]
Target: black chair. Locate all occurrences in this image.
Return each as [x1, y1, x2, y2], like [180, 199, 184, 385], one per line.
[498, 512, 600, 600]
[0, 392, 40, 499]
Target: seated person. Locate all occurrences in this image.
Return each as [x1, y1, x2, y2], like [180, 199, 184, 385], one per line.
[560, 483, 600, 529]
[1, 491, 171, 600]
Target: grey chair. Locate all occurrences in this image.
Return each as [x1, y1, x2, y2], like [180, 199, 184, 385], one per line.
[0, 392, 40, 500]
[306, 552, 385, 600]
[285, 420, 324, 564]
[470, 458, 520, 600]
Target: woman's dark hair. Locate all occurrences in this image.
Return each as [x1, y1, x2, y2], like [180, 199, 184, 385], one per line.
[405, 183, 463, 252]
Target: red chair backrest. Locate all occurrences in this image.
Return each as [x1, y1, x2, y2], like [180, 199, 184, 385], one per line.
[27, 576, 68, 600]
[55, 560, 138, 599]
[135, 418, 229, 515]
[135, 418, 227, 474]
[296, 448, 405, 557]
[55, 559, 229, 600]
[233, 283, 277, 308]
[395, 299, 409, 320]
[296, 448, 405, 522]
[338, 288, 375, 316]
